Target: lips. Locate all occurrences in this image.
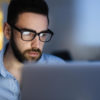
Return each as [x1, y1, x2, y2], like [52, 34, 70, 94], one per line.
[28, 51, 39, 57]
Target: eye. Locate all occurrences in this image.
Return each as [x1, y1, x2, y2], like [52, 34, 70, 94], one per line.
[40, 33, 47, 37]
[22, 31, 31, 35]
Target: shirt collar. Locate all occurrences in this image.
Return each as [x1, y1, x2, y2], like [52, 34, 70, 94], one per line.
[36, 53, 46, 64]
[0, 43, 9, 77]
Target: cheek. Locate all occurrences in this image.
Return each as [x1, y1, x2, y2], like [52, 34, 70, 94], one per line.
[40, 42, 45, 50]
[14, 35, 30, 52]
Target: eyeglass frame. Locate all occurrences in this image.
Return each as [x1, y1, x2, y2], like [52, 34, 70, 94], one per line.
[9, 24, 54, 42]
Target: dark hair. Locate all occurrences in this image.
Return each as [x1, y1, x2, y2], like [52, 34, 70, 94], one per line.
[7, 0, 49, 25]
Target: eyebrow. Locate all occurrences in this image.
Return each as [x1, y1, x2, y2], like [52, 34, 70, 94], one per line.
[20, 27, 49, 33]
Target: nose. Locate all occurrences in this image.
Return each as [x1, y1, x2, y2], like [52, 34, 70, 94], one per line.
[31, 36, 40, 48]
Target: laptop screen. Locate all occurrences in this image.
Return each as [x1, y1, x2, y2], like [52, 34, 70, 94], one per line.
[21, 62, 100, 100]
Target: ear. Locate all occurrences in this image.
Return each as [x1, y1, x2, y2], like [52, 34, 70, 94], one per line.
[3, 22, 12, 40]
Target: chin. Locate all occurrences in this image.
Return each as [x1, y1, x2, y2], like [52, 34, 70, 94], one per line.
[25, 56, 40, 62]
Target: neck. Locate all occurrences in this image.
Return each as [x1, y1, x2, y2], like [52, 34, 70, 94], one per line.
[4, 44, 24, 83]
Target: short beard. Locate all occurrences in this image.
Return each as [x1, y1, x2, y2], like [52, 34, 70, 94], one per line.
[10, 31, 42, 63]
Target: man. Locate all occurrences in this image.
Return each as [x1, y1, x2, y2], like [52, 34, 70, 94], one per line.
[0, 0, 65, 99]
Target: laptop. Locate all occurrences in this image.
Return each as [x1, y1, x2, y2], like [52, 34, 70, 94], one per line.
[21, 62, 100, 100]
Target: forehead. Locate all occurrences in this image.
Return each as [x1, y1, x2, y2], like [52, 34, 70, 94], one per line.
[15, 12, 48, 32]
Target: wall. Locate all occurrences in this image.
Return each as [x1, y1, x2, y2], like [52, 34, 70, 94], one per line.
[45, 0, 100, 60]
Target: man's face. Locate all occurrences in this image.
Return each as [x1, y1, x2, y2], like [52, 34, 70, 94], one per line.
[10, 12, 48, 63]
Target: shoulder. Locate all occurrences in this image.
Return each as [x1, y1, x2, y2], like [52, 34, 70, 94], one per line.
[41, 53, 66, 64]
[0, 51, 1, 61]
[0, 50, 3, 59]
[0, 49, 4, 66]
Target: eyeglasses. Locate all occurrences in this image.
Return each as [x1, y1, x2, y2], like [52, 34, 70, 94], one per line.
[10, 24, 54, 42]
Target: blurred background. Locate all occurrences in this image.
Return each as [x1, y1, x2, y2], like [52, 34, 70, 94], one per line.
[0, 0, 100, 61]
